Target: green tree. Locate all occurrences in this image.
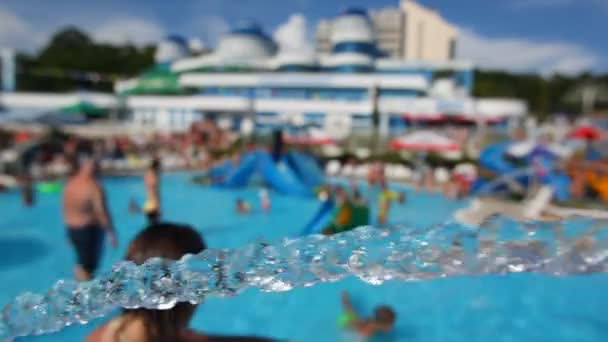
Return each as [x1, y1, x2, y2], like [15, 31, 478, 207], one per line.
[474, 70, 608, 118]
[17, 27, 155, 92]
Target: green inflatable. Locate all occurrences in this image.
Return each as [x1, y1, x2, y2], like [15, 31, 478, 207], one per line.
[37, 182, 63, 193]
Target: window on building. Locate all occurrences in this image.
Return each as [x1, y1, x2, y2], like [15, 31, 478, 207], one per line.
[449, 39, 457, 60]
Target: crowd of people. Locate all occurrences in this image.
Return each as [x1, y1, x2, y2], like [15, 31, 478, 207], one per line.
[329, 159, 475, 200]
[54, 150, 398, 341]
[0, 119, 236, 185]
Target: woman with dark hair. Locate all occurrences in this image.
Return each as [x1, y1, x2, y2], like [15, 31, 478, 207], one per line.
[88, 223, 274, 342]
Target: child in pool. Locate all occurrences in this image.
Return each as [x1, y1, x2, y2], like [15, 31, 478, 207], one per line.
[259, 188, 271, 213]
[236, 198, 251, 214]
[339, 291, 396, 338]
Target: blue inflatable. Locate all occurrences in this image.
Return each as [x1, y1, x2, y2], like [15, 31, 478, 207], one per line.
[474, 141, 571, 201]
[212, 150, 316, 197]
[300, 199, 335, 236]
[286, 152, 324, 188]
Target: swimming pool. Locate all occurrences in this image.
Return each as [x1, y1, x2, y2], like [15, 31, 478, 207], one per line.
[1, 173, 607, 341]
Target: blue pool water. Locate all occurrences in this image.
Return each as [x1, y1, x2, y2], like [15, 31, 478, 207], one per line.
[1, 173, 607, 341]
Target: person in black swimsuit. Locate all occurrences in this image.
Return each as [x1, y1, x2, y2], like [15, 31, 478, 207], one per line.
[63, 156, 117, 280]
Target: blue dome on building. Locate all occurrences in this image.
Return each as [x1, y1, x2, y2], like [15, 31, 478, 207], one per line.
[155, 35, 189, 64]
[165, 35, 188, 47]
[326, 6, 379, 72]
[341, 8, 368, 17]
[231, 21, 270, 38]
[216, 21, 277, 62]
[330, 8, 375, 47]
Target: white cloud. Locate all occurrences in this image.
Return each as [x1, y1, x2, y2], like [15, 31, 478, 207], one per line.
[457, 28, 598, 75]
[92, 17, 165, 46]
[273, 14, 313, 54]
[0, 8, 45, 52]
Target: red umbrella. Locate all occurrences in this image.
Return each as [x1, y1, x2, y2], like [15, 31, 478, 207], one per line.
[568, 126, 603, 140]
[284, 135, 335, 145]
[403, 112, 445, 121]
[284, 130, 336, 146]
[14, 130, 33, 143]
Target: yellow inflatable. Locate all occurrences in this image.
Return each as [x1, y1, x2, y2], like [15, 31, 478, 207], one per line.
[587, 173, 608, 202]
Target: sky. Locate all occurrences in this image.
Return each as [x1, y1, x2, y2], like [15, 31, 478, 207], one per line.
[0, 0, 606, 75]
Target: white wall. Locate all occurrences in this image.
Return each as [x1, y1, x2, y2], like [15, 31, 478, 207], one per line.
[255, 98, 372, 113]
[179, 72, 428, 90]
[131, 107, 203, 133]
[0, 92, 118, 109]
[127, 95, 249, 111]
[401, 0, 457, 62]
[475, 98, 527, 118]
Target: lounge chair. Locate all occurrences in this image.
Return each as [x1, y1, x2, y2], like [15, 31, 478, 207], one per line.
[454, 186, 556, 226]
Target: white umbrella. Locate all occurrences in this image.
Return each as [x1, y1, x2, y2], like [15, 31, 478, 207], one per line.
[390, 131, 460, 152]
[507, 140, 536, 158]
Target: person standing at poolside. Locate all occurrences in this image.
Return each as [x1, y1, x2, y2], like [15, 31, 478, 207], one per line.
[143, 158, 161, 224]
[20, 172, 34, 207]
[377, 180, 405, 225]
[63, 156, 117, 281]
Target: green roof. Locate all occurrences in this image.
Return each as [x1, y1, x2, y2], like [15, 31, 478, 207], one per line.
[61, 101, 107, 117]
[122, 64, 185, 95]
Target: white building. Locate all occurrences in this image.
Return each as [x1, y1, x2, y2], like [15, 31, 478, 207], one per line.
[1, 8, 526, 137]
[113, 12, 524, 135]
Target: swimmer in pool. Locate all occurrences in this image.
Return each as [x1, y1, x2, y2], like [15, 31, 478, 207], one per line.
[236, 198, 251, 214]
[259, 188, 271, 213]
[87, 223, 274, 342]
[339, 291, 396, 338]
[143, 158, 161, 224]
[63, 156, 117, 281]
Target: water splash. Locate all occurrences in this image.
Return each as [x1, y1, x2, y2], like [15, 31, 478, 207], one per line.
[2, 216, 608, 341]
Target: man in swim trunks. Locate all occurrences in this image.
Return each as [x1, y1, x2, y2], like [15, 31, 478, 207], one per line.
[340, 291, 396, 337]
[63, 156, 117, 281]
[143, 158, 161, 224]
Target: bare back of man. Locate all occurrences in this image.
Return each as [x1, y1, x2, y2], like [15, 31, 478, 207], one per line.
[63, 159, 117, 281]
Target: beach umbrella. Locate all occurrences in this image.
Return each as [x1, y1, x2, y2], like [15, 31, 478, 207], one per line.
[403, 112, 445, 121]
[14, 130, 33, 143]
[568, 125, 603, 140]
[389, 131, 460, 152]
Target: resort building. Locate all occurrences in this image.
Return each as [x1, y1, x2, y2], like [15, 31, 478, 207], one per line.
[114, 8, 524, 136]
[1, 7, 526, 137]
